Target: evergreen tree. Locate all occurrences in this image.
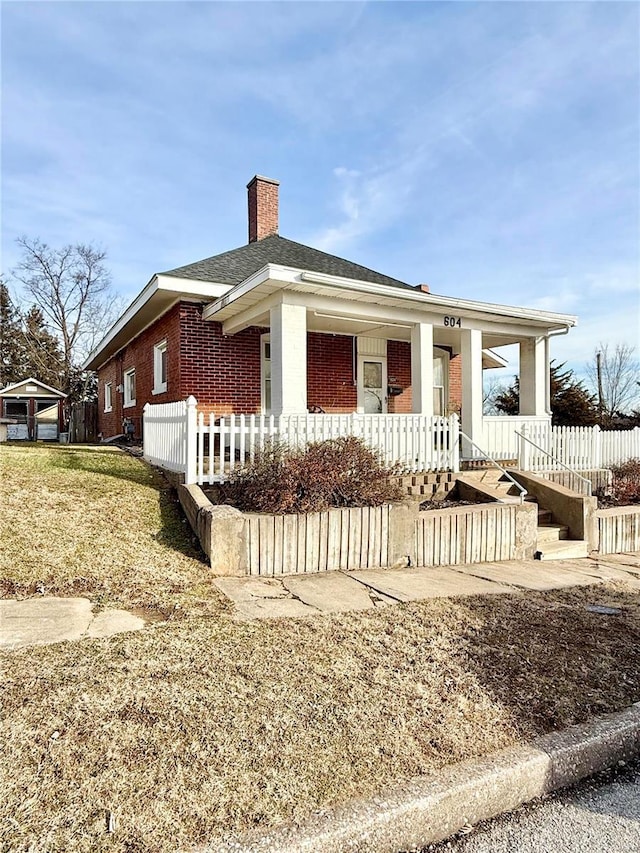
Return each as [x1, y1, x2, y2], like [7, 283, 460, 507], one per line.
[0, 280, 24, 388]
[495, 360, 598, 426]
[20, 306, 64, 389]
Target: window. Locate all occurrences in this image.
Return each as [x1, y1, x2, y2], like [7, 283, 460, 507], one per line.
[124, 368, 136, 408]
[433, 347, 449, 416]
[153, 340, 167, 394]
[104, 382, 112, 412]
[261, 335, 271, 414]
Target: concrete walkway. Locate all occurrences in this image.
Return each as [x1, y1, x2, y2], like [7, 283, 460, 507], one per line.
[0, 597, 152, 651]
[2, 554, 638, 646]
[213, 552, 640, 620]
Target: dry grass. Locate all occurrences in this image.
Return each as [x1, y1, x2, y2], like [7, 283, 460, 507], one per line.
[2, 445, 640, 852]
[2, 586, 640, 852]
[0, 444, 227, 615]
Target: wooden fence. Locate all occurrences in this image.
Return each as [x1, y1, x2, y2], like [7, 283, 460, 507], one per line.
[244, 505, 391, 576]
[415, 503, 530, 567]
[596, 507, 640, 555]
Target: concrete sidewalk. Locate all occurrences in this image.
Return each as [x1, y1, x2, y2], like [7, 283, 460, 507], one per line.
[2, 553, 638, 647]
[213, 553, 640, 620]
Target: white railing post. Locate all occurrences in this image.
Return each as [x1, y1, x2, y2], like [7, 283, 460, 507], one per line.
[450, 413, 460, 472]
[142, 403, 150, 457]
[185, 395, 198, 484]
[519, 423, 528, 469]
[592, 424, 602, 469]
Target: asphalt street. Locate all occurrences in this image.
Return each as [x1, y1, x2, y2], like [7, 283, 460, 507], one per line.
[425, 759, 640, 853]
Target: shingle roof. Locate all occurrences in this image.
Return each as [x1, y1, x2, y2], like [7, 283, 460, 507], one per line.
[161, 234, 414, 291]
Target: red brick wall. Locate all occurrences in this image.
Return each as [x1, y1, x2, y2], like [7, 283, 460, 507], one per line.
[307, 333, 357, 412]
[448, 353, 462, 413]
[387, 340, 412, 413]
[96, 303, 181, 439]
[96, 303, 466, 440]
[179, 304, 263, 416]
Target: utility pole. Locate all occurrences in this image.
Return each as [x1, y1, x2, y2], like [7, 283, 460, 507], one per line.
[596, 350, 605, 425]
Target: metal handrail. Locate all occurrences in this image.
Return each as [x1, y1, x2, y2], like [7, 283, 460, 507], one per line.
[455, 431, 528, 504]
[515, 430, 592, 496]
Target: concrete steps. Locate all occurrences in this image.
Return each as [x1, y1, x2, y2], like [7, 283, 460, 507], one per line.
[536, 523, 570, 543]
[535, 539, 589, 560]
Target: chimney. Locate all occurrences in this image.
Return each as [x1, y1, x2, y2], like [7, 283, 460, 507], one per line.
[247, 175, 279, 243]
[419, 284, 430, 293]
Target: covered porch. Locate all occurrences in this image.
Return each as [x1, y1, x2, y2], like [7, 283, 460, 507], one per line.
[202, 263, 574, 458]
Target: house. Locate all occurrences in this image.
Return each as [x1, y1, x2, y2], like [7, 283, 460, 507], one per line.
[0, 378, 66, 441]
[83, 176, 577, 456]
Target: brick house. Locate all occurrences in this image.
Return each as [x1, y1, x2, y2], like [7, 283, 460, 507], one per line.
[84, 176, 576, 449]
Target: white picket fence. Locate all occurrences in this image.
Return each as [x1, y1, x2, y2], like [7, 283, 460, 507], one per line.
[143, 397, 460, 485]
[517, 423, 640, 471]
[143, 399, 640, 486]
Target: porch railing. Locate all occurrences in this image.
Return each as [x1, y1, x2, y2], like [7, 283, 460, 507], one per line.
[143, 398, 460, 485]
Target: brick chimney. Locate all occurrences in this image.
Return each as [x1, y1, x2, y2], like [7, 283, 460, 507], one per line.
[247, 175, 279, 243]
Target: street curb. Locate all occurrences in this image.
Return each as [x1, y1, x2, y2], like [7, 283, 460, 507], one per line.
[201, 702, 640, 853]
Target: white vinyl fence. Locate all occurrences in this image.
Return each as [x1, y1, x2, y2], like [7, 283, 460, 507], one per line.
[142, 398, 195, 474]
[482, 416, 551, 460]
[143, 397, 460, 485]
[517, 424, 640, 471]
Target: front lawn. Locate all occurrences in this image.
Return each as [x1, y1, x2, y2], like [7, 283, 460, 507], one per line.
[0, 443, 226, 615]
[2, 444, 640, 853]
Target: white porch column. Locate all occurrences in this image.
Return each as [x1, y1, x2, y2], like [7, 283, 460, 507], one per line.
[270, 301, 307, 415]
[461, 328, 483, 450]
[519, 336, 548, 416]
[411, 322, 434, 416]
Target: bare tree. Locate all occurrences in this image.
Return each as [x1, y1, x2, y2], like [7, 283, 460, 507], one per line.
[12, 237, 119, 395]
[483, 374, 509, 415]
[585, 342, 640, 425]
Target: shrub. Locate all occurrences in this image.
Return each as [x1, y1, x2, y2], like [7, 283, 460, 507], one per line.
[608, 459, 640, 506]
[220, 436, 403, 514]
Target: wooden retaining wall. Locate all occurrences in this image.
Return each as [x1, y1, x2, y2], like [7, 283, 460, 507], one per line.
[178, 486, 538, 577]
[244, 506, 391, 576]
[596, 507, 640, 555]
[415, 504, 531, 567]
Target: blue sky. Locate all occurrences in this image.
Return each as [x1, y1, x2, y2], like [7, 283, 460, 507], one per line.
[2, 1, 638, 391]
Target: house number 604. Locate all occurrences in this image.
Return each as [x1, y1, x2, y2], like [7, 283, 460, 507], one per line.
[443, 316, 461, 327]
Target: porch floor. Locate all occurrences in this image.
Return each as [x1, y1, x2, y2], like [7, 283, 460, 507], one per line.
[213, 552, 640, 620]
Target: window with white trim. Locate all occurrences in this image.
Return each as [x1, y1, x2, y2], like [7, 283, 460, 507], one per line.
[433, 347, 450, 417]
[153, 340, 167, 394]
[261, 334, 271, 414]
[123, 368, 136, 408]
[104, 382, 112, 413]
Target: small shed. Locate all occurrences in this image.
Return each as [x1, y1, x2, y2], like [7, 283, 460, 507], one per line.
[0, 378, 66, 441]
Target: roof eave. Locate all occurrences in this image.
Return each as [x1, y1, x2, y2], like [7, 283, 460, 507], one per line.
[202, 265, 578, 330]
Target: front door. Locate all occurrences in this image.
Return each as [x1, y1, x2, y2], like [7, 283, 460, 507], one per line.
[358, 357, 387, 414]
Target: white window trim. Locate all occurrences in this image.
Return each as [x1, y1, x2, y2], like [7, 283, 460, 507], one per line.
[261, 333, 271, 415]
[152, 339, 168, 395]
[104, 382, 112, 413]
[123, 368, 136, 408]
[433, 346, 450, 417]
